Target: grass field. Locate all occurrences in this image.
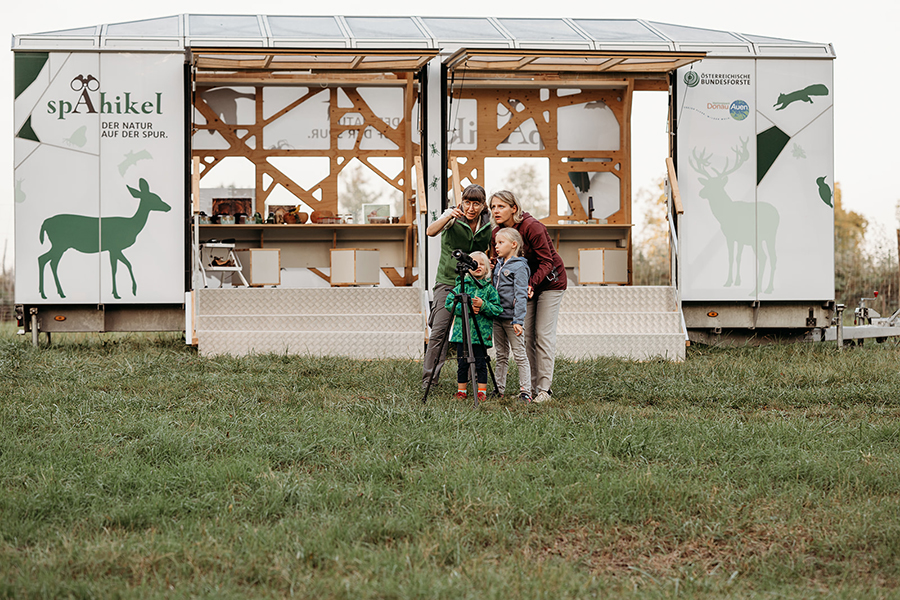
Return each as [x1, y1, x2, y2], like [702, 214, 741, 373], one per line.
[1, 324, 899, 598]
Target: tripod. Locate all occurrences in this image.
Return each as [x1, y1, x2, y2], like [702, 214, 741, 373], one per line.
[422, 270, 499, 407]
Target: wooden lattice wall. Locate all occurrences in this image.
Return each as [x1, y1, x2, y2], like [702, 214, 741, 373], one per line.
[192, 74, 419, 222]
[448, 83, 633, 226]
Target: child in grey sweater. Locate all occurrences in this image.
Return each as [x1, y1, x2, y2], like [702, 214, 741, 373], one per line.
[492, 227, 532, 402]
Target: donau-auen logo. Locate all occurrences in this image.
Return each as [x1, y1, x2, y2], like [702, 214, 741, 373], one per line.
[729, 100, 749, 121]
[47, 74, 163, 120]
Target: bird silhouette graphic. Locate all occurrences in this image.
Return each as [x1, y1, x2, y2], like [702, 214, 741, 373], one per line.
[64, 125, 88, 148]
[816, 176, 833, 208]
[118, 149, 153, 176]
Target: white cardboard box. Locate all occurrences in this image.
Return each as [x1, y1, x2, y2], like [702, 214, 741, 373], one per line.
[330, 248, 380, 286]
[234, 248, 281, 286]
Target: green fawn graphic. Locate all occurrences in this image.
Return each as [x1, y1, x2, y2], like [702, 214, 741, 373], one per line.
[38, 178, 171, 300]
[690, 138, 780, 294]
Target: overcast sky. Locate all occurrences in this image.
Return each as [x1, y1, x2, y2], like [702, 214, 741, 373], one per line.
[4, 0, 895, 271]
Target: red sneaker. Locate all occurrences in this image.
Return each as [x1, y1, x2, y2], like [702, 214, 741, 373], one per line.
[476, 391, 486, 402]
[454, 392, 467, 400]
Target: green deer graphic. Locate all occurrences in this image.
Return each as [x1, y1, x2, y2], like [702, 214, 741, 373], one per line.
[689, 138, 780, 294]
[38, 178, 171, 300]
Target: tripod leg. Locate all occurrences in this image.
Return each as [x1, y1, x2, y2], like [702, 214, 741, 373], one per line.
[459, 298, 479, 408]
[422, 297, 461, 405]
[469, 309, 501, 397]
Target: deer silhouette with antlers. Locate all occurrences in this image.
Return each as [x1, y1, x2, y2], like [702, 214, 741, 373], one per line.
[38, 178, 171, 300]
[689, 138, 780, 294]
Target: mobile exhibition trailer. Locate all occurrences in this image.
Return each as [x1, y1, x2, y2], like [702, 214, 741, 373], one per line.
[13, 15, 835, 359]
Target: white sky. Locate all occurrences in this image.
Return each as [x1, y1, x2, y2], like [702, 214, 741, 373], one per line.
[3, 0, 896, 271]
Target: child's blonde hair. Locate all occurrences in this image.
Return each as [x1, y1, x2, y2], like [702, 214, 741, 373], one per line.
[495, 227, 524, 257]
[469, 251, 492, 281]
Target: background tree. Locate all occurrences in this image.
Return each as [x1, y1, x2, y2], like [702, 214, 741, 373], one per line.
[338, 161, 389, 223]
[498, 163, 549, 219]
[632, 177, 669, 286]
[0, 241, 13, 322]
[833, 182, 899, 316]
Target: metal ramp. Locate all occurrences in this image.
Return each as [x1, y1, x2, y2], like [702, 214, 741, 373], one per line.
[557, 286, 687, 362]
[195, 286, 686, 362]
[196, 287, 424, 358]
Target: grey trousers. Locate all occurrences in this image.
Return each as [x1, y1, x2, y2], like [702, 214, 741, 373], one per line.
[524, 289, 565, 395]
[422, 283, 453, 388]
[492, 320, 531, 396]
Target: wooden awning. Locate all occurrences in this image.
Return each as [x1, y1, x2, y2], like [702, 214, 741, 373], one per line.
[192, 48, 439, 85]
[445, 48, 704, 83]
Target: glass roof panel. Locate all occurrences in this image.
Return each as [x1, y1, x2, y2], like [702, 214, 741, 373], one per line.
[267, 16, 344, 38]
[189, 15, 262, 37]
[647, 21, 744, 43]
[106, 16, 180, 37]
[344, 17, 425, 39]
[420, 17, 506, 40]
[742, 33, 811, 44]
[15, 14, 827, 57]
[31, 26, 99, 36]
[497, 18, 586, 41]
[573, 19, 665, 42]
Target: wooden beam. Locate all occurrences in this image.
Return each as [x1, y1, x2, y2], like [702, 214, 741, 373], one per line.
[195, 73, 410, 86]
[634, 79, 669, 92]
[381, 266, 416, 287]
[403, 72, 415, 223]
[450, 158, 462, 207]
[308, 268, 330, 284]
[414, 155, 426, 213]
[192, 156, 200, 212]
[666, 157, 684, 215]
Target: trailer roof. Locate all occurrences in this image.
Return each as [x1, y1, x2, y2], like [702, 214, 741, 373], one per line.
[12, 15, 834, 58]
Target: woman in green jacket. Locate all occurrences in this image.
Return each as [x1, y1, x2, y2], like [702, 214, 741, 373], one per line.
[421, 184, 493, 390]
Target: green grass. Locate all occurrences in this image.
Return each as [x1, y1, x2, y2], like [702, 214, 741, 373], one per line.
[1, 324, 900, 598]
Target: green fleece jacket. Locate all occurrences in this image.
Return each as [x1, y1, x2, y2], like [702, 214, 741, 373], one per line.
[444, 276, 502, 347]
[435, 212, 494, 286]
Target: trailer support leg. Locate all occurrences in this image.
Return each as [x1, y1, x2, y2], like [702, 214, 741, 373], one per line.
[30, 308, 39, 348]
[835, 304, 844, 350]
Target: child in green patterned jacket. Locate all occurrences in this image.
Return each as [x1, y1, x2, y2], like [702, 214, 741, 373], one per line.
[444, 251, 502, 402]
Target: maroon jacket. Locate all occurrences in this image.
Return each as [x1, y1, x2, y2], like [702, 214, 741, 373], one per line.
[491, 212, 567, 295]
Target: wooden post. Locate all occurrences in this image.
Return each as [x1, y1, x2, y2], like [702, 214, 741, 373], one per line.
[450, 157, 462, 207]
[192, 156, 201, 213]
[414, 155, 426, 213]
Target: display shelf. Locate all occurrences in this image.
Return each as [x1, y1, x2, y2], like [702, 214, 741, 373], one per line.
[198, 222, 416, 286]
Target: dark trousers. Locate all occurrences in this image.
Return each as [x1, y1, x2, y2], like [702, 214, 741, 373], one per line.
[456, 343, 488, 385]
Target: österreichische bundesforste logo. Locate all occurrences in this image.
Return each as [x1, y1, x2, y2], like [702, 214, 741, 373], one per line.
[684, 71, 700, 88]
[730, 100, 749, 121]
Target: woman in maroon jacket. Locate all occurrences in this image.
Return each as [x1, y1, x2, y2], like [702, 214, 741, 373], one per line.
[489, 190, 566, 404]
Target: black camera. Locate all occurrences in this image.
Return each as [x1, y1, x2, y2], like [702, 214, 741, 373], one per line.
[451, 249, 479, 272]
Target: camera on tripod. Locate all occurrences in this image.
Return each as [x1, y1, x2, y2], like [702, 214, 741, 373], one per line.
[452, 249, 479, 273]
